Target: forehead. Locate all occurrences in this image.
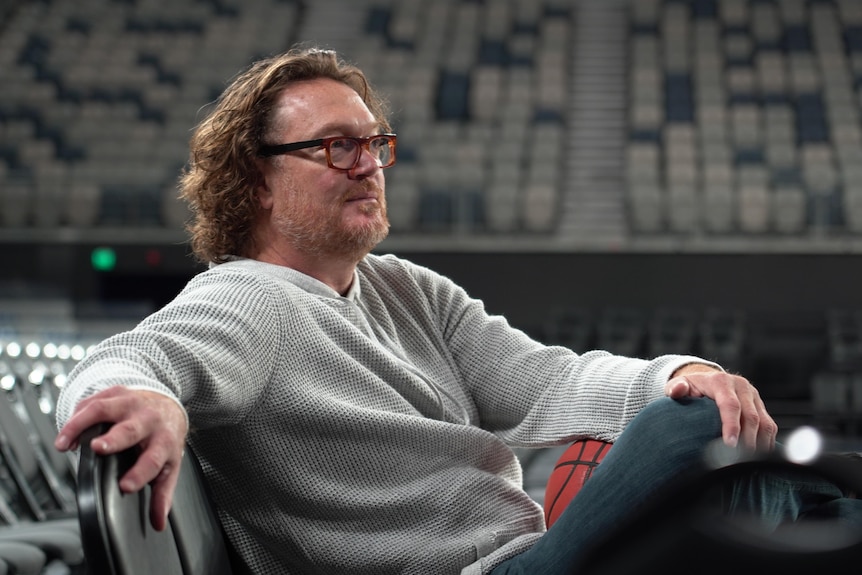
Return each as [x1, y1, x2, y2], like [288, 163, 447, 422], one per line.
[270, 77, 378, 139]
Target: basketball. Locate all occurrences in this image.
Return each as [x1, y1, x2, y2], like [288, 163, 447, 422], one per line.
[543, 439, 612, 528]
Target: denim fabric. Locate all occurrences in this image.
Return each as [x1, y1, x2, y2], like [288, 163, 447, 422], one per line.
[491, 397, 860, 574]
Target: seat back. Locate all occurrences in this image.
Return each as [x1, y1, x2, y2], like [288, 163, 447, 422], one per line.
[0, 391, 75, 519]
[11, 378, 77, 484]
[76, 423, 235, 575]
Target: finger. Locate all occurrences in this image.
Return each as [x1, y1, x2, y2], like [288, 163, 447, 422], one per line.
[737, 394, 761, 451]
[151, 462, 182, 531]
[754, 397, 778, 452]
[54, 431, 76, 452]
[95, 417, 153, 455]
[665, 376, 708, 399]
[64, 390, 185, 455]
[735, 383, 778, 452]
[664, 377, 691, 399]
[55, 387, 138, 451]
[712, 390, 742, 448]
[118, 438, 176, 494]
[55, 401, 117, 452]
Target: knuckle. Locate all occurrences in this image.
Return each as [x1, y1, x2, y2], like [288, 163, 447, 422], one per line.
[720, 378, 739, 392]
[719, 394, 742, 411]
[100, 386, 126, 398]
[762, 418, 778, 438]
[136, 449, 168, 475]
[80, 398, 113, 419]
[742, 407, 760, 425]
[112, 418, 146, 442]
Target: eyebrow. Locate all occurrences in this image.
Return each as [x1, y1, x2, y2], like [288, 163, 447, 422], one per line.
[305, 120, 384, 140]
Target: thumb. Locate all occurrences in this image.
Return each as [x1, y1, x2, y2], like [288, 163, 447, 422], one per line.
[665, 377, 691, 398]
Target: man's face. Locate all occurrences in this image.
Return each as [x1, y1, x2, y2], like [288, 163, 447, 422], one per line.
[256, 78, 390, 260]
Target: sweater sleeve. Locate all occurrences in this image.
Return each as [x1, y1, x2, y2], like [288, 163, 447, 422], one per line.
[397, 257, 716, 445]
[56, 267, 284, 429]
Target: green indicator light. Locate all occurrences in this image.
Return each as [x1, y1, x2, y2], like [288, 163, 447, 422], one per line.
[91, 247, 117, 271]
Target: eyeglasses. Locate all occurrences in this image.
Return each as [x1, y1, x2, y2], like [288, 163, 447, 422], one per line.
[258, 134, 397, 170]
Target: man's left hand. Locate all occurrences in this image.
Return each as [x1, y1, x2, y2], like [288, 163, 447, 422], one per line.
[665, 365, 777, 452]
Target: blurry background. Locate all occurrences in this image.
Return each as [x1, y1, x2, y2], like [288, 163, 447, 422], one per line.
[2, 0, 862, 446]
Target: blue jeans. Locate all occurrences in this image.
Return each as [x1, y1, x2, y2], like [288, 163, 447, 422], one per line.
[492, 397, 862, 574]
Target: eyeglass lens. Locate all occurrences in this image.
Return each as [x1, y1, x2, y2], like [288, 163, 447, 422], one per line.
[329, 137, 393, 169]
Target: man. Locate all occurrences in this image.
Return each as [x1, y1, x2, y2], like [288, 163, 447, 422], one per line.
[56, 47, 831, 574]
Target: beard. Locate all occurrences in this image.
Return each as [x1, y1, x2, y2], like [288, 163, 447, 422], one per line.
[272, 180, 390, 261]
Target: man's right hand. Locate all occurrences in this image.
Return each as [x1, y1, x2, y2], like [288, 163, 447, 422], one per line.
[54, 386, 188, 531]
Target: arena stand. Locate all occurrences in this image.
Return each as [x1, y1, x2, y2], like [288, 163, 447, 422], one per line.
[3, 1, 862, 572]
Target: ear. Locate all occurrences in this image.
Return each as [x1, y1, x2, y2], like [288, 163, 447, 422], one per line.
[256, 180, 274, 210]
[254, 162, 275, 210]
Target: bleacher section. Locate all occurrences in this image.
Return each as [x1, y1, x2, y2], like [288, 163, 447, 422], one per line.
[311, 0, 574, 235]
[0, 0, 597, 243]
[0, 0, 301, 232]
[628, 0, 862, 241]
[4, 0, 862, 248]
[3, 2, 862, 568]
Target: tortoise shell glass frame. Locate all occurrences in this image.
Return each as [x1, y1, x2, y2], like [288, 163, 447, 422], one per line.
[258, 134, 397, 170]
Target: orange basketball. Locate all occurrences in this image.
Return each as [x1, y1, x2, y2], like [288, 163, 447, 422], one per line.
[543, 439, 612, 528]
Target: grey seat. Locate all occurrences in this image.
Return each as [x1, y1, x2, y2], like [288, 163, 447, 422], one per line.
[0, 520, 81, 567]
[0, 395, 84, 570]
[76, 423, 235, 575]
[9, 379, 77, 488]
[0, 390, 77, 520]
[0, 541, 44, 575]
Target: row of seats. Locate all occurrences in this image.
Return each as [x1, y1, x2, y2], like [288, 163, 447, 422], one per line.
[0, 361, 84, 574]
[542, 305, 862, 393]
[539, 304, 862, 441]
[0, 0, 572, 235]
[542, 306, 747, 371]
[628, 0, 862, 236]
[6, 0, 862, 239]
[0, 0, 300, 230]
[295, 0, 573, 233]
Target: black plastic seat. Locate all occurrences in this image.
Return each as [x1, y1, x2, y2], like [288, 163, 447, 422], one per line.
[76, 423, 235, 575]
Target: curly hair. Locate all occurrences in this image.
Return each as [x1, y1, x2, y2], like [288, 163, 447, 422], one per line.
[178, 47, 391, 264]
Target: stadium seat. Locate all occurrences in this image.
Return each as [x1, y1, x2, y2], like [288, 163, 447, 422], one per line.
[0, 427, 83, 572]
[0, 390, 77, 520]
[596, 307, 645, 357]
[0, 541, 42, 575]
[0, 520, 82, 571]
[698, 308, 747, 373]
[76, 423, 235, 575]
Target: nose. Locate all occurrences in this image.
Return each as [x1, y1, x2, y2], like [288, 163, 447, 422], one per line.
[347, 145, 381, 180]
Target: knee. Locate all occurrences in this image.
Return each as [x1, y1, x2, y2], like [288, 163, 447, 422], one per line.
[623, 397, 723, 452]
[640, 395, 720, 426]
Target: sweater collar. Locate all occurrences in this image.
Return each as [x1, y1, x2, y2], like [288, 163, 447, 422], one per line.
[216, 257, 361, 302]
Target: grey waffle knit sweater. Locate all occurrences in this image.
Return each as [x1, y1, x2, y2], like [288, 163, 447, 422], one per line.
[57, 255, 711, 574]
